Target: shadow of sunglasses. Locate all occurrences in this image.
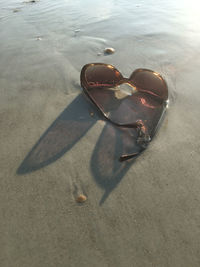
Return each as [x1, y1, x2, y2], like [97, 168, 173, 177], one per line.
[81, 63, 168, 161]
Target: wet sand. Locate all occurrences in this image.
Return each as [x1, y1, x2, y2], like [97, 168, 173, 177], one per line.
[1, 0, 200, 266]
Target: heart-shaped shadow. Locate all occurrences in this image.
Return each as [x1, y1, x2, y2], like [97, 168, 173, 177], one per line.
[17, 92, 137, 204]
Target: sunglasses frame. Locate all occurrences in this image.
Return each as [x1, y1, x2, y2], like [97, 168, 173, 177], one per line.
[80, 63, 168, 161]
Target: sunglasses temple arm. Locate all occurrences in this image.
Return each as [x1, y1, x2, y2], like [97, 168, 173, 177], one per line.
[119, 149, 144, 162]
[115, 122, 140, 129]
[85, 96, 149, 162]
[118, 121, 151, 162]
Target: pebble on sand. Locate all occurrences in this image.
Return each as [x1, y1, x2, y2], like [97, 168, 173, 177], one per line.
[104, 47, 115, 55]
[13, 9, 20, 13]
[76, 194, 87, 203]
[23, 0, 37, 3]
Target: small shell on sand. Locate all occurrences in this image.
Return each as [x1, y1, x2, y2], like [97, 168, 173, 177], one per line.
[23, 0, 37, 3]
[76, 194, 87, 203]
[13, 9, 20, 13]
[104, 47, 115, 55]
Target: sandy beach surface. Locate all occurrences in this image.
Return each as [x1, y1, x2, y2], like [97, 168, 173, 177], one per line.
[1, 0, 200, 266]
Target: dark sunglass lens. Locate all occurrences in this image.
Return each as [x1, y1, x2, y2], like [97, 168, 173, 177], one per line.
[130, 70, 168, 101]
[84, 64, 122, 88]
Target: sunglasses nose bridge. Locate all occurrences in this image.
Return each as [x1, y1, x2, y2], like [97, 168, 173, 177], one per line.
[118, 78, 130, 85]
[121, 77, 129, 83]
[118, 78, 137, 91]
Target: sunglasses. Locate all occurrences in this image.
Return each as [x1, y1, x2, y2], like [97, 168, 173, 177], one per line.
[80, 63, 168, 161]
